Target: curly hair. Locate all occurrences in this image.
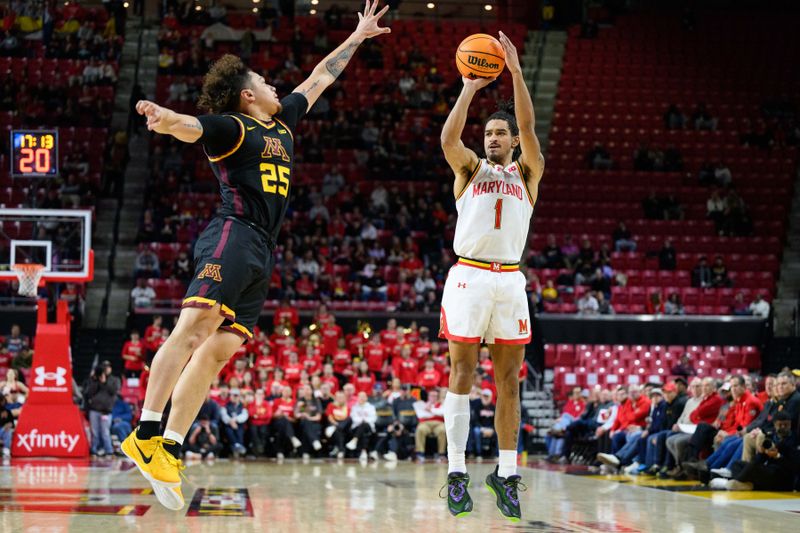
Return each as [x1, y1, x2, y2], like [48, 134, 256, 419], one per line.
[197, 54, 252, 114]
[484, 99, 521, 159]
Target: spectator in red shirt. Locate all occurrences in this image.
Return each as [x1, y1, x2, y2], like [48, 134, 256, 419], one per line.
[325, 390, 351, 458]
[343, 383, 357, 408]
[413, 327, 432, 360]
[264, 368, 289, 399]
[689, 377, 725, 425]
[121, 330, 145, 377]
[271, 386, 302, 459]
[273, 297, 299, 329]
[254, 344, 276, 374]
[364, 335, 388, 378]
[248, 388, 273, 456]
[392, 345, 419, 385]
[212, 384, 230, 407]
[321, 363, 340, 393]
[300, 344, 322, 376]
[295, 273, 315, 299]
[598, 384, 651, 465]
[320, 315, 343, 357]
[757, 375, 776, 404]
[143, 315, 163, 356]
[417, 359, 442, 392]
[380, 318, 399, 349]
[332, 338, 352, 378]
[352, 361, 376, 395]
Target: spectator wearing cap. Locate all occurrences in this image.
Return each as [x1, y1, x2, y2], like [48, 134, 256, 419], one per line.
[271, 386, 302, 459]
[295, 385, 323, 458]
[413, 388, 445, 461]
[220, 388, 249, 457]
[248, 388, 273, 456]
[740, 372, 800, 464]
[346, 391, 377, 461]
[468, 388, 497, 459]
[640, 381, 688, 474]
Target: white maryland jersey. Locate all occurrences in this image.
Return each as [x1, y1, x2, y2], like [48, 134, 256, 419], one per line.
[453, 159, 535, 263]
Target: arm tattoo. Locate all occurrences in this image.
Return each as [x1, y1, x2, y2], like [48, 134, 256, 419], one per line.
[183, 121, 202, 131]
[325, 41, 360, 78]
[298, 79, 321, 96]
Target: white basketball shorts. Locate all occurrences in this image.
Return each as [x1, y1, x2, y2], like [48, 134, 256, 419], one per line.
[439, 258, 532, 345]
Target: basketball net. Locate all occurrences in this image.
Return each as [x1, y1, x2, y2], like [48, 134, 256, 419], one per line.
[12, 263, 45, 297]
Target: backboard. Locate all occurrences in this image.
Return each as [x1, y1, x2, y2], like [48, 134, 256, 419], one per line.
[0, 208, 93, 283]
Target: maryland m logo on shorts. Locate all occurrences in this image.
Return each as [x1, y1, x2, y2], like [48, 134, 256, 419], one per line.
[518, 319, 529, 335]
[197, 263, 223, 282]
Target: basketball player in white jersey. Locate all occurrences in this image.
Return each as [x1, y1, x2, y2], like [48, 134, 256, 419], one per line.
[438, 32, 544, 522]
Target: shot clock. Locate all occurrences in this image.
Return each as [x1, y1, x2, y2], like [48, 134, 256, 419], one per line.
[11, 130, 59, 177]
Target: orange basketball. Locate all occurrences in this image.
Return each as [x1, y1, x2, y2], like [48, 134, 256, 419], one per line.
[456, 33, 506, 79]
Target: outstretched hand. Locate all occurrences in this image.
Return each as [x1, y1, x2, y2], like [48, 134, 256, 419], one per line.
[354, 0, 391, 40]
[136, 100, 172, 134]
[498, 31, 522, 75]
[462, 76, 495, 91]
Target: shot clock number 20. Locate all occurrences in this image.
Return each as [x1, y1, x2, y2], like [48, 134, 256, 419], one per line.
[11, 130, 59, 177]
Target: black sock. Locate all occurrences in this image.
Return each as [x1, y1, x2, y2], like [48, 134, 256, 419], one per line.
[136, 421, 162, 440]
[162, 439, 182, 459]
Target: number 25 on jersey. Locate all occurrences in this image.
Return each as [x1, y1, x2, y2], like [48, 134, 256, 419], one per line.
[260, 163, 290, 197]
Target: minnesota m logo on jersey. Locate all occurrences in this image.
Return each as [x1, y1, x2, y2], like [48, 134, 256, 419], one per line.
[197, 263, 222, 282]
[262, 137, 290, 162]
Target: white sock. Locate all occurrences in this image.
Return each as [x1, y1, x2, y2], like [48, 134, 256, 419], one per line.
[444, 391, 470, 474]
[163, 429, 185, 446]
[498, 449, 518, 478]
[140, 409, 163, 422]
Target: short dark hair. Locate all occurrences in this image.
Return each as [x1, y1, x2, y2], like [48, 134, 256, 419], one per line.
[674, 377, 688, 388]
[774, 411, 792, 422]
[730, 375, 746, 387]
[198, 54, 252, 114]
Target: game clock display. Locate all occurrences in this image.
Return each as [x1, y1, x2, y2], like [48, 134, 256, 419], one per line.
[11, 130, 59, 177]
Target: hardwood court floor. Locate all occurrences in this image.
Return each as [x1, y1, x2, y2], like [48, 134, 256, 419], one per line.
[1, 456, 798, 532]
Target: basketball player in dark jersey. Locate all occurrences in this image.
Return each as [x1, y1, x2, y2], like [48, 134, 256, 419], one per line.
[121, 1, 390, 510]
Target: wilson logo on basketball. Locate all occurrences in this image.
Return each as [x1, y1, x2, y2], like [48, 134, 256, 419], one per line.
[518, 319, 529, 335]
[467, 55, 500, 70]
[197, 263, 222, 282]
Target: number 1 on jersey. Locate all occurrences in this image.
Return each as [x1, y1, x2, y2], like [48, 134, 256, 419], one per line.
[494, 198, 503, 229]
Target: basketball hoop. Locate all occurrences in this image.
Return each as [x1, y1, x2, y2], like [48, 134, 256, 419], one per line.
[12, 263, 45, 297]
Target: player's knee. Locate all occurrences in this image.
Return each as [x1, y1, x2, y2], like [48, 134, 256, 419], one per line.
[495, 374, 519, 397]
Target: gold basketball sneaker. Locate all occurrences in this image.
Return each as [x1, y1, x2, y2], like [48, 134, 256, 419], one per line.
[121, 431, 186, 510]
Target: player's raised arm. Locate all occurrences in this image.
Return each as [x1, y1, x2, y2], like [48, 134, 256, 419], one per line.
[135, 100, 204, 143]
[440, 77, 493, 197]
[498, 31, 544, 183]
[292, 0, 391, 110]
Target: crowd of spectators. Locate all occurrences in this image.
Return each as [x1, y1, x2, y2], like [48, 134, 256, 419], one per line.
[544, 372, 800, 492]
[118, 310, 531, 461]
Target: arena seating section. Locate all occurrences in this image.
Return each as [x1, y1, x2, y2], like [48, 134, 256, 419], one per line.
[533, 12, 797, 314]
[546, 343, 761, 399]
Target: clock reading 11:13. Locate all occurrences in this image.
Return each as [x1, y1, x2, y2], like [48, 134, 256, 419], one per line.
[11, 130, 59, 177]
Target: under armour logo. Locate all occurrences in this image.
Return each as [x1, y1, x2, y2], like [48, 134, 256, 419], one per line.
[491, 262, 501, 272]
[34, 366, 67, 386]
[458, 282, 467, 289]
